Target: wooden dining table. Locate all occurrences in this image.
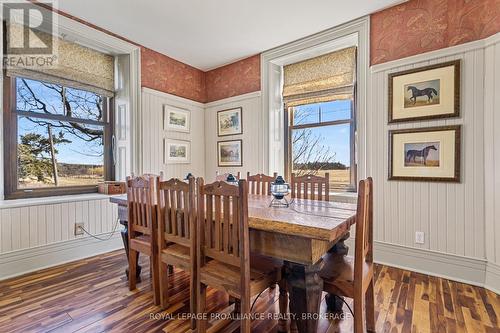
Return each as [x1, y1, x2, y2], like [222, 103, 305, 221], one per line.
[110, 194, 357, 333]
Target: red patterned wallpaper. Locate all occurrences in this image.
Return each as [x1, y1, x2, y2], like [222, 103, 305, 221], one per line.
[371, 0, 500, 65]
[141, 48, 206, 102]
[204, 55, 261, 103]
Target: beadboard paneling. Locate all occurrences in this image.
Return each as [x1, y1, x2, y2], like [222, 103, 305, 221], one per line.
[368, 42, 495, 261]
[140, 88, 205, 180]
[0, 197, 118, 255]
[204, 92, 263, 181]
[484, 39, 500, 266]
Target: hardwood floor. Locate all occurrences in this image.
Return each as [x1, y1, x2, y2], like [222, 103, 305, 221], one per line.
[0, 250, 499, 333]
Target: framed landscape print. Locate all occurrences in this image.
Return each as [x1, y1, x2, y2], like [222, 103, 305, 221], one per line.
[217, 139, 242, 167]
[164, 105, 190, 133]
[217, 107, 242, 136]
[164, 139, 190, 164]
[389, 125, 461, 182]
[388, 60, 460, 123]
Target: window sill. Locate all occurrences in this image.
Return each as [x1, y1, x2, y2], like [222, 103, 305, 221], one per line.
[329, 191, 357, 203]
[0, 193, 121, 210]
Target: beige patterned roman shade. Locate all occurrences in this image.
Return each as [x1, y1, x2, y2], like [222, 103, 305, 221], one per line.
[6, 23, 114, 97]
[283, 46, 356, 107]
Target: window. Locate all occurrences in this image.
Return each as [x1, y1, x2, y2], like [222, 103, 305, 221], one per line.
[3, 76, 114, 199]
[285, 99, 356, 191]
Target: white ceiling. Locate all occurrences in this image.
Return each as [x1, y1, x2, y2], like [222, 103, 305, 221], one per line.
[58, 0, 402, 71]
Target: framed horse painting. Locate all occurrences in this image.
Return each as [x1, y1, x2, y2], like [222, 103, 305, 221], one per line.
[389, 125, 461, 182]
[388, 60, 460, 123]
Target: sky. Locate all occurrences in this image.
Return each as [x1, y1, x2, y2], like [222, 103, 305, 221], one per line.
[293, 100, 352, 166]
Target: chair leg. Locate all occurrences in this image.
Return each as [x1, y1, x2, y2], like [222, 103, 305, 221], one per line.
[197, 283, 208, 333]
[278, 280, 288, 333]
[353, 291, 366, 333]
[190, 269, 197, 330]
[240, 297, 251, 333]
[128, 248, 138, 291]
[366, 280, 375, 332]
[159, 261, 169, 310]
[150, 255, 160, 306]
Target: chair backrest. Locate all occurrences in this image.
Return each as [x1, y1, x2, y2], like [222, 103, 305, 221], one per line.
[215, 172, 241, 182]
[354, 177, 373, 281]
[127, 176, 156, 236]
[291, 173, 330, 201]
[247, 172, 277, 195]
[157, 177, 196, 250]
[197, 178, 250, 272]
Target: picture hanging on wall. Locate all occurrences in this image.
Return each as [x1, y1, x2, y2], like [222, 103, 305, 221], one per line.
[164, 105, 190, 133]
[217, 139, 242, 167]
[164, 139, 191, 164]
[217, 107, 242, 136]
[388, 125, 461, 182]
[388, 60, 460, 123]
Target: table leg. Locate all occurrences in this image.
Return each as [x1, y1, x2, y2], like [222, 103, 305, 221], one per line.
[285, 261, 323, 333]
[325, 232, 350, 312]
[120, 220, 142, 281]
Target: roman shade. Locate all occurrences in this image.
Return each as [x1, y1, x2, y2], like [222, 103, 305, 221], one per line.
[283, 46, 356, 107]
[6, 23, 114, 97]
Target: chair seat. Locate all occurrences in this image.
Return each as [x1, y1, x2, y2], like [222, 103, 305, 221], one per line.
[319, 253, 373, 297]
[200, 254, 281, 299]
[160, 244, 192, 270]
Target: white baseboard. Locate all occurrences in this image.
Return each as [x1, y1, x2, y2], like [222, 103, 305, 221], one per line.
[345, 239, 499, 294]
[485, 262, 500, 294]
[0, 233, 123, 281]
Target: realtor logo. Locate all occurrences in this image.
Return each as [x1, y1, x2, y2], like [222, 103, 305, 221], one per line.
[2, 0, 58, 68]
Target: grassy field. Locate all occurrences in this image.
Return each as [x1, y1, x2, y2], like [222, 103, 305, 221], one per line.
[294, 169, 351, 189]
[19, 176, 103, 188]
[404, 97, 440, 108]
[405, 160, 439, 167]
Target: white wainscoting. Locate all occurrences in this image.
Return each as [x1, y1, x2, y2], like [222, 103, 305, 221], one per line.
[368, 32, 500, 292]
[0, 195, 121, 280]
[204, 92, 263, 181]
[140, 88, 206, 180]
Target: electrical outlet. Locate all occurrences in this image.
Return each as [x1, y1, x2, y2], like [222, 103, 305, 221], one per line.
[75, 223, 84, 236]
[415, 231, 425, 244]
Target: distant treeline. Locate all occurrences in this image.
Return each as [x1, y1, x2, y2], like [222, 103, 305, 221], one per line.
[58, 163, 104, 177]
[294, 162, 348, 170]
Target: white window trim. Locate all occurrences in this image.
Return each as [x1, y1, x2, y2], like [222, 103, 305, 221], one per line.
[0, 6, 141, 200]
[261, 16, 370, 184]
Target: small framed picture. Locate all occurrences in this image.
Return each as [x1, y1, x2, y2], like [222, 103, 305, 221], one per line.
[389, 125, 461, 182]
[388, 60, 460, 123]
[217, 107, 242, 136]
[164, 139, 190, 164]
[217, 139, 243, 167]
[164, 105, 190, 132]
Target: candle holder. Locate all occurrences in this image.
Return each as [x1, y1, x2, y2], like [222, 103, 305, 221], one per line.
[270, 175, 291, 208]
[225, 173, 239, 186]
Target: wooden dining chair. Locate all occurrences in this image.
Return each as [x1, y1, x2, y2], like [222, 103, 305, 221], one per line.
[319, 177, 374, 333]
[156, 176, 197, 327]
[195, 179, 282, 333]
[127, 176, 160, 305]
[291, 172, 330, 201]
[247, 172, 278, 195]
[215, 171, 241, 181]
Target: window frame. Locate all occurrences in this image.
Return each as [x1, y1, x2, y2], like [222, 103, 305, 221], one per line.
[3, 75, 115, 199]
[284, 96, 357, 192]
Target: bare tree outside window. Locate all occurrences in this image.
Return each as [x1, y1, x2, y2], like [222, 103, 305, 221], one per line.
[288, 100, 355, 190]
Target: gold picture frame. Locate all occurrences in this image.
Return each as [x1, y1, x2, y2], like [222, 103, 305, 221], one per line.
[388, 60, 460, 123]
[388, 125, 461, 182]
